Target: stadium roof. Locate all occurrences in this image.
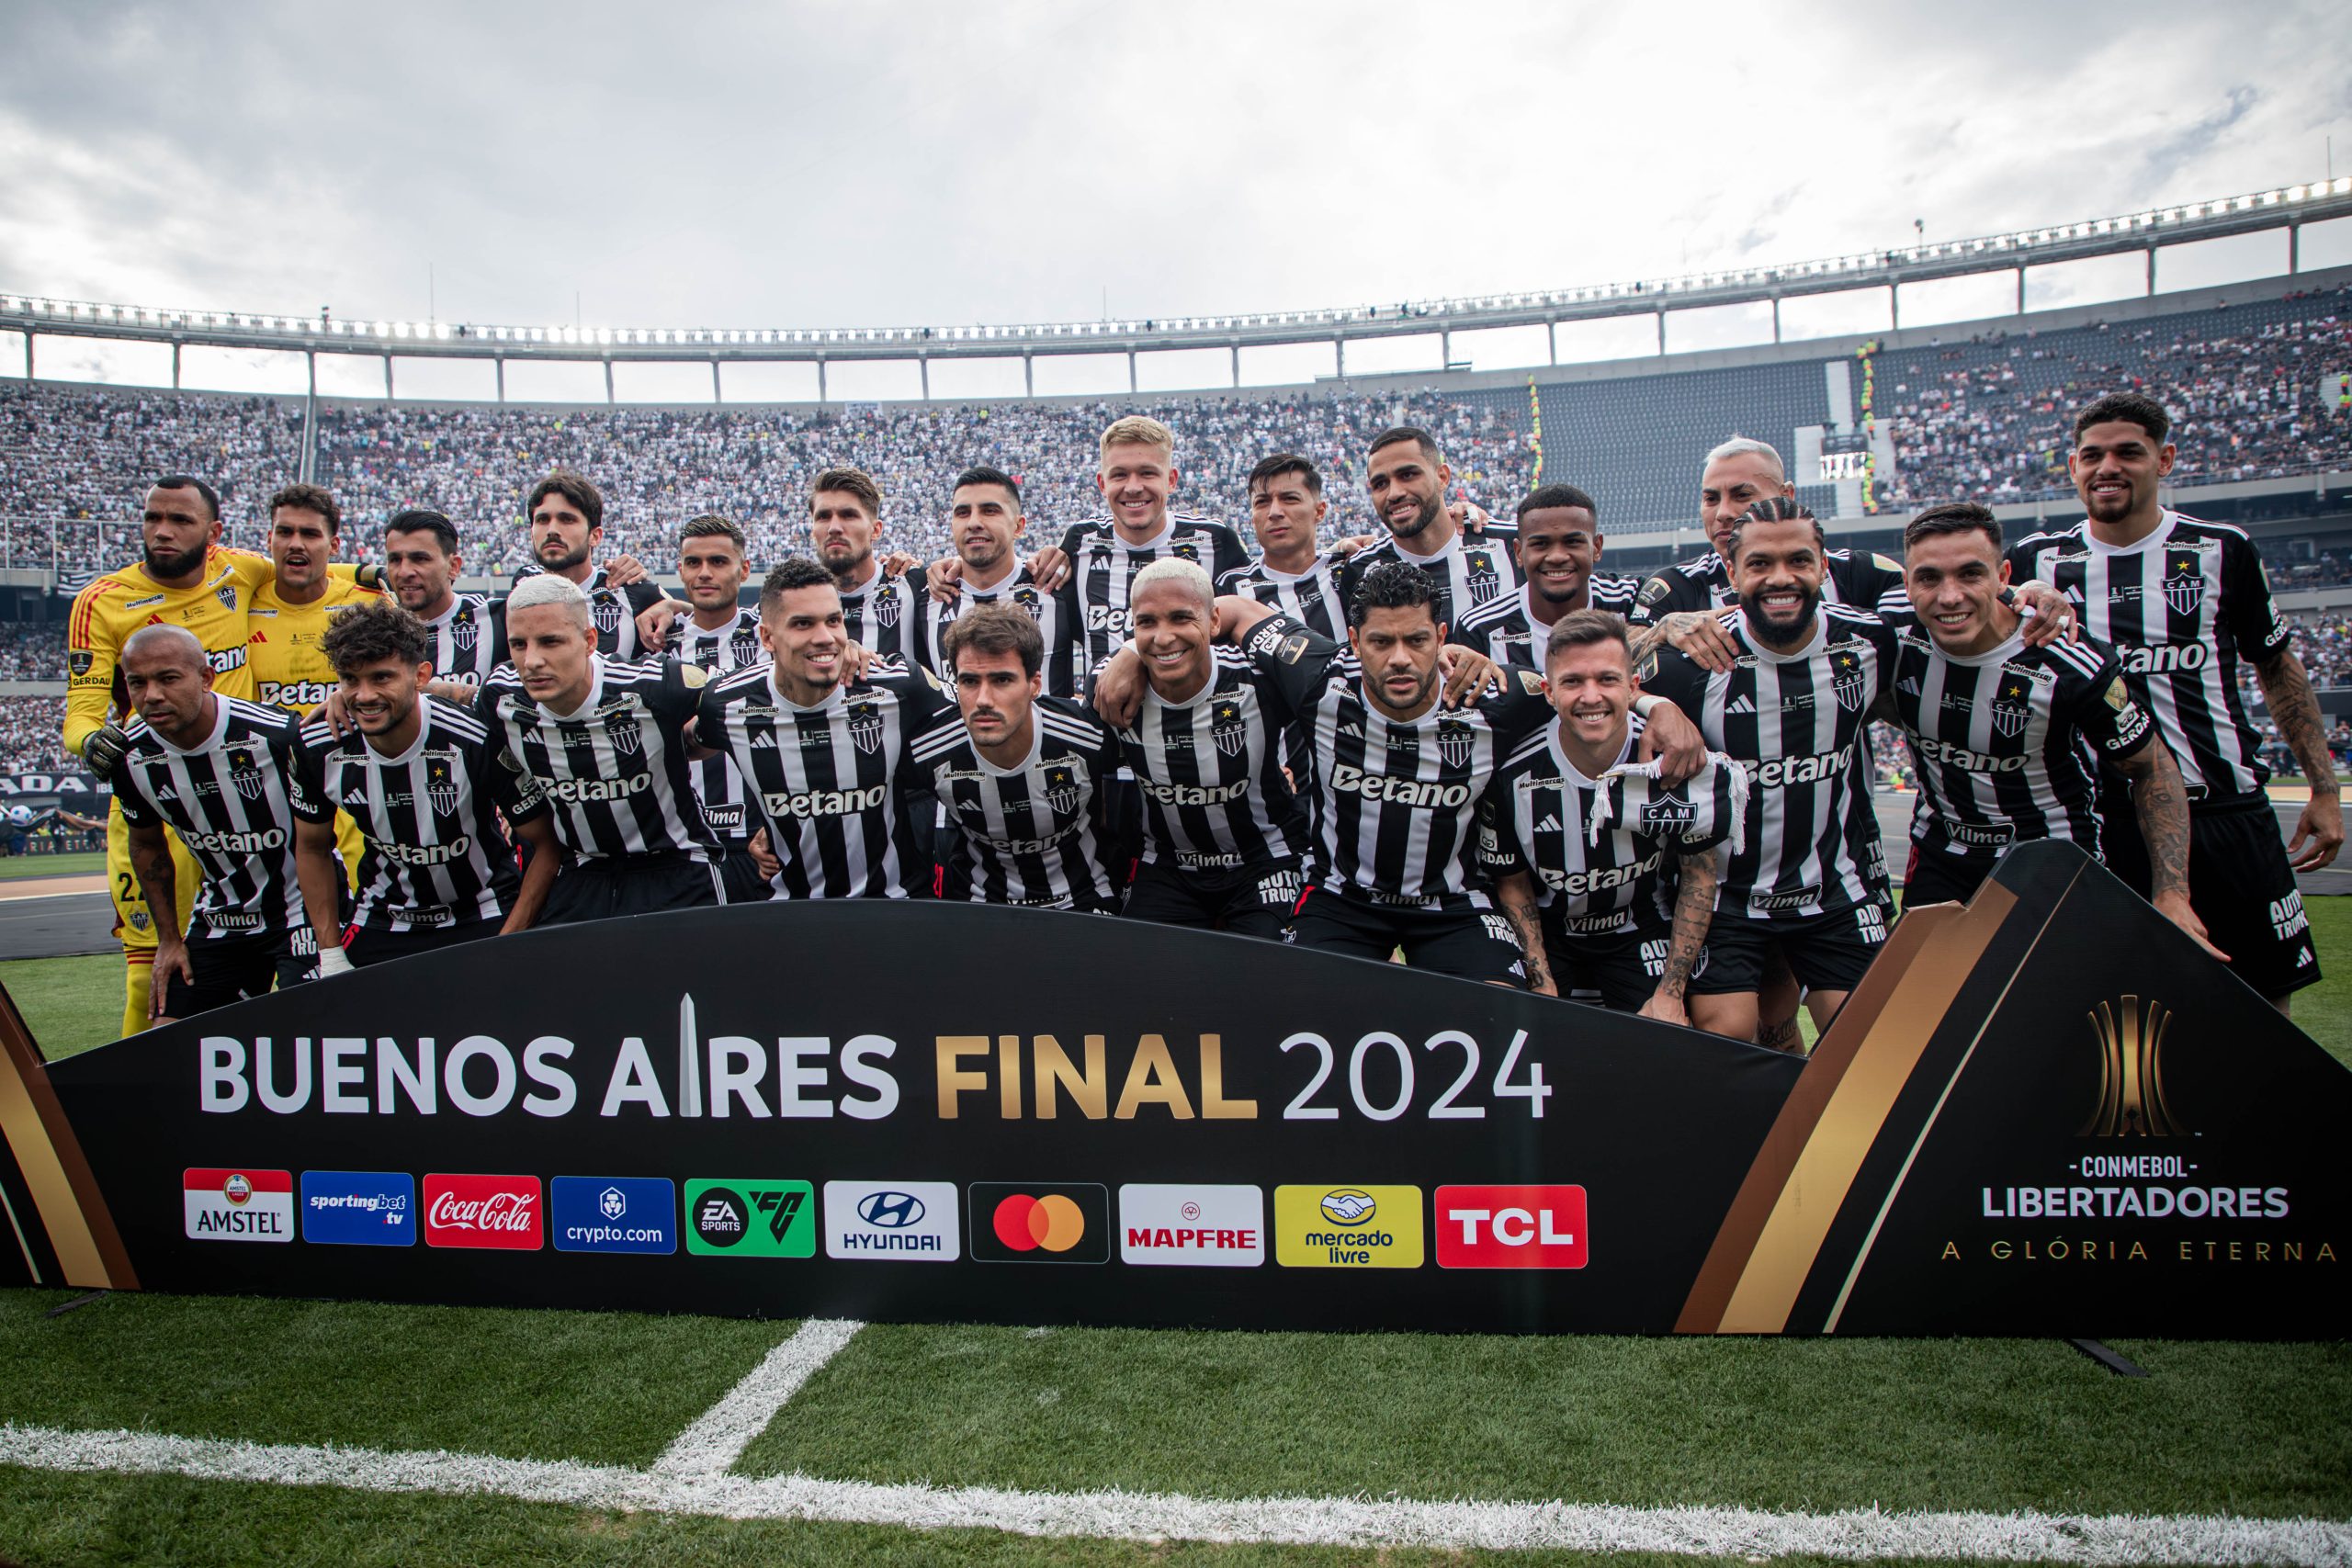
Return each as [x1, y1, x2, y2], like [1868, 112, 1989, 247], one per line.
[5, 180, 2349, 378]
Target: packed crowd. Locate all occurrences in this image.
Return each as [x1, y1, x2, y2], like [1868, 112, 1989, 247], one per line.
[310, 391, 1533, 568]
[0, 695, 73, 773]
[0, 623, 64, 681]
[1879, 290, 2352, 506]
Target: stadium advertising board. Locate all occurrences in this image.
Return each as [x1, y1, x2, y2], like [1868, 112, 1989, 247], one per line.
[1, 842, 2345, 1335]
[0, 770, 107, 799]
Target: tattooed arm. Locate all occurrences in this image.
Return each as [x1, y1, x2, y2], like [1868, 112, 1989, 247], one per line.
[2254, 645, 2345, 872]
[1494, 871, 1555, 998]
[2110, 741, 2227, 961]
[127, 818, 191, 1021]
[1641, 846, 1720, 1026]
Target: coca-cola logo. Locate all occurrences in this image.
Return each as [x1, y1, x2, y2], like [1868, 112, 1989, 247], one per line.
[423, 1175, 543, 1251]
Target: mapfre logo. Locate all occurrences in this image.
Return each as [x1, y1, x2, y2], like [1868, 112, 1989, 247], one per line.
[1119, 1184, 1264, 1268]
[423, 1173, 543, 1250]
[1434, 1184, 1589, 1269]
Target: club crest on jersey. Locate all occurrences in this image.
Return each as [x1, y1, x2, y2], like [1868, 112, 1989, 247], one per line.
[451, 613, 479, 651]
[1830, 649, 1868, 712]
[1436, 719, 1476, 769]
[1464, 554, 1500, 605]
[1012, 586, 1045, 623]
[426, 761, 460, 816]
[2162, 550, 2205, 618]
[607, 717, 640, 757]
[1642, 784, 1697, 832]
[594, 595, 627, 636]
[223, 747, 266, 801]
[874, 590, 902, 628]
[215, 583, 240, 613]
[1042, 764, 1081, 817]
[1173, 542, 1201, 563]
[1990, 671, 2035, 739]
[847, 702, 885, 757]
[1210, 699, 1248, 758]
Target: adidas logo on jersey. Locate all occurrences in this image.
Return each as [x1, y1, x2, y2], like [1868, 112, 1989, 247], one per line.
[748, 731, 779, 750]
[1726, 695, 1757, 715]
[1898, 676, 1922, 695]
[1338, 721, 1364, 738]
[1534, 814, 1563, 832]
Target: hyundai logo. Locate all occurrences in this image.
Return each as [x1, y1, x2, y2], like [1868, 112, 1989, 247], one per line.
[856, 1190, 926, 1228]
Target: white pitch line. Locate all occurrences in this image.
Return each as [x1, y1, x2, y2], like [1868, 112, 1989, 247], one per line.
[652, 1317, 863, 1478]
[4, 1422, 2348, 1563]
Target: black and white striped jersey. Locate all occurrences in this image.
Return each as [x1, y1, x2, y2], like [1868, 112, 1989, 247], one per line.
[666, 607, 767, 845]
[476, 656, 719, 862]
[1476, 716, 1745, 936]
[585, 580, 665, 659]
[1216, 553, 1347, 641]
[2006, 511, 2290, 801]
[1628, 547, 1908, 626]
[1337, 525, 1521, 632]
[111, 697, 308, 938]
[291, 696, 547, 931]
[1639, 605, 1896, 920]
[908, 695, 1125, 909]
[1886, 622, 2157, 864]
[908, 565, 1078, 698]
[695, 662, 951, 900]
[1060, 513, 1250, 684]
[1453, 577, 1643, 669]
[838, 570, 919, 663]
[1244, 619, 1554, 911]
[1114, 646, 1310, 872]
[417, 593, 504, 686]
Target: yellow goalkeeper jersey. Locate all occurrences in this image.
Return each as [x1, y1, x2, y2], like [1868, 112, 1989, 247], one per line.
[249, 576, 386, 716]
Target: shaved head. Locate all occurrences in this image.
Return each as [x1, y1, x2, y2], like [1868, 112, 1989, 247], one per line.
[122, 624, 209, 674]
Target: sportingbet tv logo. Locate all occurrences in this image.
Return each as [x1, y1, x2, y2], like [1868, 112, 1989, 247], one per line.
[2079, 996, 2188, 1139]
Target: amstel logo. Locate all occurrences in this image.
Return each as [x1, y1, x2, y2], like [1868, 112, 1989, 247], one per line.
[2080, 995, 2188, 1138]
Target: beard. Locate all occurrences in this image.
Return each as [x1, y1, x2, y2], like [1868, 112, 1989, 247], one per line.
[536, 536, 591, 573]
[1386, 491, 1442, 541]
[818, 539, 873, 579]
[1737, 580, 1822, 649]
[143, 539, 208, 581]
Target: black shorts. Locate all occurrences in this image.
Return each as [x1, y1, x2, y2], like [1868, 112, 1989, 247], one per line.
[1691, 899, 1892, 996]
[541, 851, 723, 927]
[1284, 886, 1528, 987]
[1543, 921, 1697, 1011]
[717, 844, 775, 904]
[1101, 776, 1143, 888]
[343, 918, 503, 968]
[2101, 794, 2321, 999]
[1122, 858, 1303, 941]
[163, 925, 311, 1020]
[1901, 843, 1997, 908]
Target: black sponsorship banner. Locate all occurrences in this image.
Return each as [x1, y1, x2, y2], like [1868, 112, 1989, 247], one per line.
[1, 841, 2346, 1336]
[0, 771, 107, 799]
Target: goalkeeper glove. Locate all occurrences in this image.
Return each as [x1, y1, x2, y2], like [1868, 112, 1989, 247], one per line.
[80, 723, 130, 777]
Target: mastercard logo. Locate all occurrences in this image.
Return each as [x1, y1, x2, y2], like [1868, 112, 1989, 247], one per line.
[991, 1192, 1088, 1253]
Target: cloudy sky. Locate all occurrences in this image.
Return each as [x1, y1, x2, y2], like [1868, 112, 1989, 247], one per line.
[3, 0, 2347, 398]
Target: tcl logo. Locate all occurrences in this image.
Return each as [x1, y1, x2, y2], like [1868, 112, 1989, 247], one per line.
[424, 1174, 543, 1250]
[1434, 1184, 1587, 1269]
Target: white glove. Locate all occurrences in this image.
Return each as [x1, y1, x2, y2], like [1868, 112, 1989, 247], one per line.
[317, 945, 355, 978]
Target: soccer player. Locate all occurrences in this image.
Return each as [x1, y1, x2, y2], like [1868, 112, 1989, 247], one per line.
[811, 467, 920, 661]
[1891, 503, 2211, 947]
[1638, 498, 1901, 1043]
[249, 483, 382, 889]
[909, 604, 1125, 909]
[696, 558, 951, 899]
[1060, 415, 1251, 689]
[2007, 391, 2339, 1010]
[522, 469, 672, 658]
[1455, 484, 1638, 668]
[1627, 438, 1907, 653]
[1481, 611, 1743, 1023]
[293, 600, 561, 968]
[110, 626, 312, 1024]
[476, 574, 727, 921]
[381, 508, 504, 692]
[1337, 426, 1521, 630]
[1216, 453, 1347, 640]
[65, 475, 375, 1036]
[909, 467, 1076, 694]
[1085, 558, 1311, 937]
[662, 513, 774, 898]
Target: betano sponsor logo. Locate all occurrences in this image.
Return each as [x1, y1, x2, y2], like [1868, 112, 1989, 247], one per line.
[822, 1179, 959, 1261]
[183, 1167, 293, 1243]
[1434, 1184, 1589, 1269]
[1118, 1184, 1264, 1268]
[298, 1170, 414, 1247]
[1273, 1184, 1423, 1268]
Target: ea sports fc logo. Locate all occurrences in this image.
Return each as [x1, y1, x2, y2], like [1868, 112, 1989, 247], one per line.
[968, 1182, 1110, 1264]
